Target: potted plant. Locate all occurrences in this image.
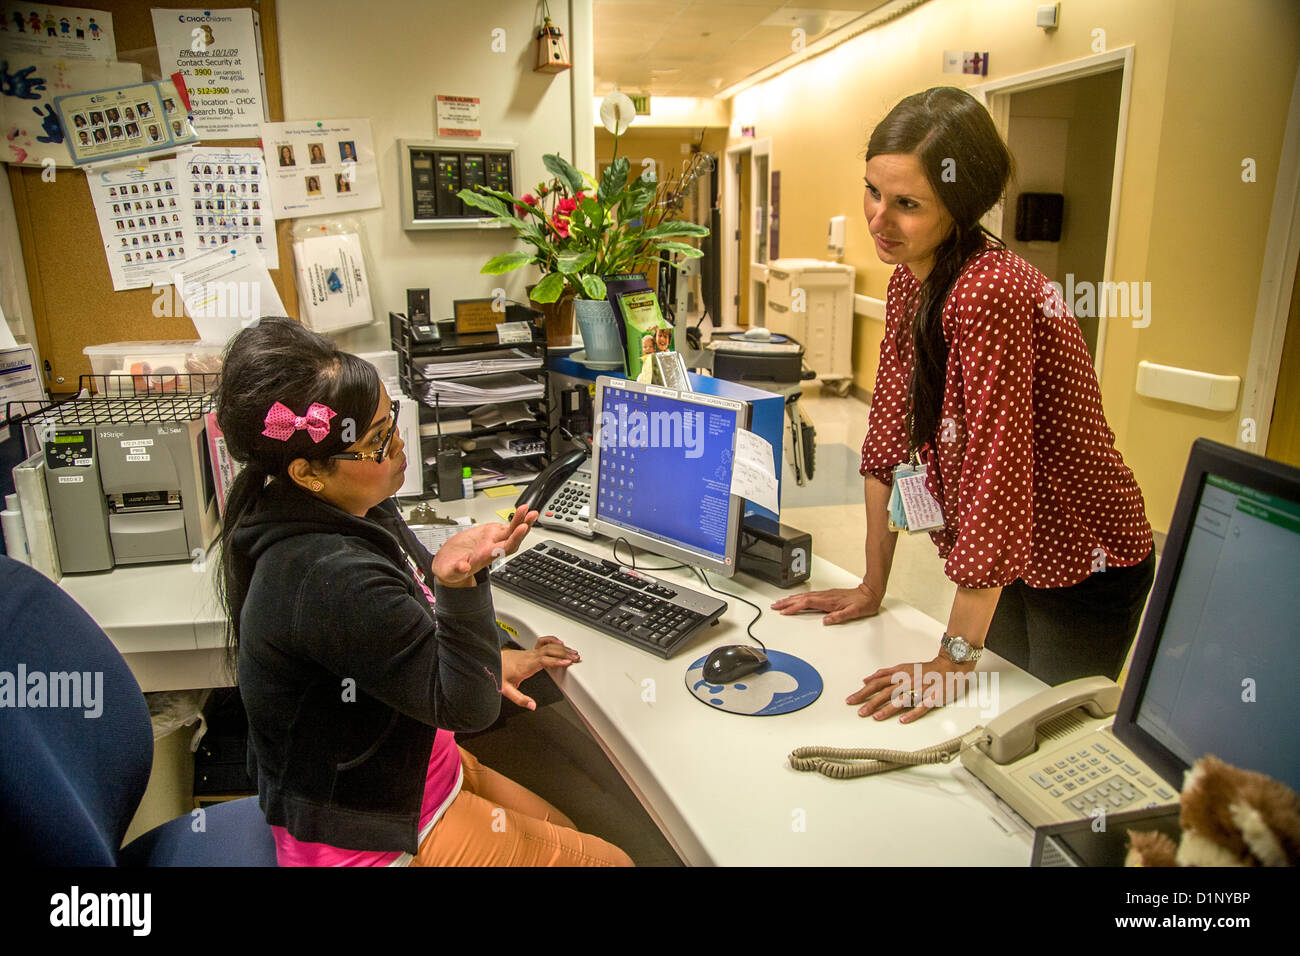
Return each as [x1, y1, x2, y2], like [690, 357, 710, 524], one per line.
[458, 95, 709, 358]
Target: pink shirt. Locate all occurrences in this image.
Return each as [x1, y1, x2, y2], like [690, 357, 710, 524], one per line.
[271, 728, 462, 866]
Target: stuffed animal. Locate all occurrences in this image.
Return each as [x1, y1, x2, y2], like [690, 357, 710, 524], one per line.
[1125, 755, 1300, 866]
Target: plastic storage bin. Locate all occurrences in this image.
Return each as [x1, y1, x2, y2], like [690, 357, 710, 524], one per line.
[83, 341, 225, 394]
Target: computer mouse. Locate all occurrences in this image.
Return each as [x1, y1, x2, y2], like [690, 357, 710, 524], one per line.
[742, 327, 773, 342]
[703, 645, 769, 684]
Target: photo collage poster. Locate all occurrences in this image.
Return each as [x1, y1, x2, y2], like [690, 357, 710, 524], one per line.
[177, 146, 278, 270]
[259, 119, 380, 218]
[86, 158, 186, 291]
[55, 78, 198, 165]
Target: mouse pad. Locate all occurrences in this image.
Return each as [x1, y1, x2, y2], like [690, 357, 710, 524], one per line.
[684, 650, 822, 716]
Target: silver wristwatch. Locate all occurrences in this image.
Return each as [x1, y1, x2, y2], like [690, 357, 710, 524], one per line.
[940, 633, 983, 665]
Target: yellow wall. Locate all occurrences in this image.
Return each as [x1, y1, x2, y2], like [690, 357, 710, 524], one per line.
[592, 126, 729, 293]
[726, 0, 1300, 534]
[592, 127, 729, 198]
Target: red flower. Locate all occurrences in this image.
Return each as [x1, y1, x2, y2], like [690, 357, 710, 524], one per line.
[550, 191, 585, 237]
[515, 193, 537, 218]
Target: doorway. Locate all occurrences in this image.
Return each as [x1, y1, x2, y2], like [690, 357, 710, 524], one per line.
[1266, 246, 1300, 468]
[1002, 70, 1123, 359]
[723, 139, 772, 328]
[976, 47, 1134, 378]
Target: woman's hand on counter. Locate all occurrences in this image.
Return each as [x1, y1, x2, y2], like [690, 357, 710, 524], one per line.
[433, 505, 538, 588]
[501, 637, 580, 710]
[846, 655, 977, 723]
[770, 582, 884, 625]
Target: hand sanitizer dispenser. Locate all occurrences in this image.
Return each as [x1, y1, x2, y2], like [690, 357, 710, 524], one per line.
[827, 215, 846, 258]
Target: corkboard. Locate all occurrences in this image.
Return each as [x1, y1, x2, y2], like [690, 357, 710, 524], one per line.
[6, 0, 295, 394]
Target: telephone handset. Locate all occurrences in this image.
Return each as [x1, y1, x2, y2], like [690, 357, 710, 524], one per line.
[516, 450, 595, 539]
[789, 676, 1176, 830]
[978, 675, 1120, 764]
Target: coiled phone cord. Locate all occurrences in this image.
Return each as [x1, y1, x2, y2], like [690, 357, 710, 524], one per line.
[788, 729, 990, 779]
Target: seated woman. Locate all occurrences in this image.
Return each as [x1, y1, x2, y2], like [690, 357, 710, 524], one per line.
[215, 317, 631, 866]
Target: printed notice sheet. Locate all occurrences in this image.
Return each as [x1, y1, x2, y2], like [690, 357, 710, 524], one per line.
[1, 4, 115, 59]
[177, 146, 277, 269]
[87, 158, 187, 291]
[435, 94, 480, 138]
[171, 236, 284, 345]
[260, 118, 379, 218]
[150, 7, 267, 138]
[730, 428, 779, 515]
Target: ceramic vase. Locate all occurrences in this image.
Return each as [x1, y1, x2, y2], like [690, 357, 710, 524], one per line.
[574, 297, 625, 369]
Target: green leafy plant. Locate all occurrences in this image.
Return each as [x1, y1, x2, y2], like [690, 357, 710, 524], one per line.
[458, 151, 709, 303]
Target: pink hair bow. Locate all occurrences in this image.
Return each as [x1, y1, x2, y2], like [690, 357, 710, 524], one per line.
[261, 401, 337, 443]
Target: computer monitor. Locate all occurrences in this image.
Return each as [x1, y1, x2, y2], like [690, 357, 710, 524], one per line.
[590, 376, 749, 576]
[1112, 438, 1300, 792]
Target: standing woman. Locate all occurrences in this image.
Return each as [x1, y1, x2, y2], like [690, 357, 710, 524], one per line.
[774, 88, 1154, 720]
[216, 317, 631, 865]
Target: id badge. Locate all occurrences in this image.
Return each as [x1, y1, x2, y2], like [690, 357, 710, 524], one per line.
[889, 462, 945, 533]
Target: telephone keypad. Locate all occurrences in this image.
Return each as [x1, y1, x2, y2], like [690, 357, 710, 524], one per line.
[1021, 734, 1179, 824]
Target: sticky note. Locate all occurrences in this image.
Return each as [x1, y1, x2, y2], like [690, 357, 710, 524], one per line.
[484, 485, 520, 498]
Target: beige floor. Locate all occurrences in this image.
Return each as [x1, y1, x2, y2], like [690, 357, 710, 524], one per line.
[779, 382, 957, 625]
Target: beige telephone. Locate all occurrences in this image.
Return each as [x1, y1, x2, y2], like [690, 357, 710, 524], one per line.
[790, 676, 1180, 829]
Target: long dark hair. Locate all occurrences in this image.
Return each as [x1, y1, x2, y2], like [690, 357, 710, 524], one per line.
[213, 317, 381, 671]
[867, 87, 1013, 453]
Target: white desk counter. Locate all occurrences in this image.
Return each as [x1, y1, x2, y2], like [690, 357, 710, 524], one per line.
[59, 493, 1048, 866]
[60, 560, 231, 692]
[450, 495, 1047, 866]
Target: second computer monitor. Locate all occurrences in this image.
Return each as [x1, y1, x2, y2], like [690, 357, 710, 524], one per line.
[590, 376, 749, 576]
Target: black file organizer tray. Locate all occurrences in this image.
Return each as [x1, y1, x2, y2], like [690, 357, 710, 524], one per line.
[388, 307, 553, 497]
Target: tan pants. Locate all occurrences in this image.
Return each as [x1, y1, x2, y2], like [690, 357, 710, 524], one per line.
[411, 747, 634, 867]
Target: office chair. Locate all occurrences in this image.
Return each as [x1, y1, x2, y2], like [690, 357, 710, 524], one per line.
[0, 555, 277, 866]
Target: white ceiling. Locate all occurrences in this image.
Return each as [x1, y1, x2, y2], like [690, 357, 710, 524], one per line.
[593, 0, 894, 99]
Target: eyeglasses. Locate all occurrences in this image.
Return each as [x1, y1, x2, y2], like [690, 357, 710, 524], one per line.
[329, 400, 400, 464]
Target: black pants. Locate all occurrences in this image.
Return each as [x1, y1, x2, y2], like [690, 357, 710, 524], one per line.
[984, 551, 1156, 685]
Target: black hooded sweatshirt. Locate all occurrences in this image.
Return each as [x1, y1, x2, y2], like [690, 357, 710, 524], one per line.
[231, 478, 501, 853]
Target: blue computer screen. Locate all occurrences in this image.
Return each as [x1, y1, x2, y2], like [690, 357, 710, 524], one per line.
[1135, 473, 1300, 791]
[594, 384, 740, 564]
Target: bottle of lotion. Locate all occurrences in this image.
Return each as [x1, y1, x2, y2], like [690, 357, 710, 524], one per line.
[2, 493, 31, 565]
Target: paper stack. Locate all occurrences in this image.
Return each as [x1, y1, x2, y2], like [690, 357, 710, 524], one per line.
[417, 349, 541, 379]
[422, 372, 543, 405]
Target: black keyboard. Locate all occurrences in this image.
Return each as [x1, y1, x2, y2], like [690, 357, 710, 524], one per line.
[491, 539, 728, 658]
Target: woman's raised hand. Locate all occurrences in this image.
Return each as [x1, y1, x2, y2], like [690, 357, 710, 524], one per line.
[770, 582, 884, 625]
[432, 505, 538, 588]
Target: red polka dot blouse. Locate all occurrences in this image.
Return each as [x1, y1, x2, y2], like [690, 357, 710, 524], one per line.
[859, 246, 1153, 590]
